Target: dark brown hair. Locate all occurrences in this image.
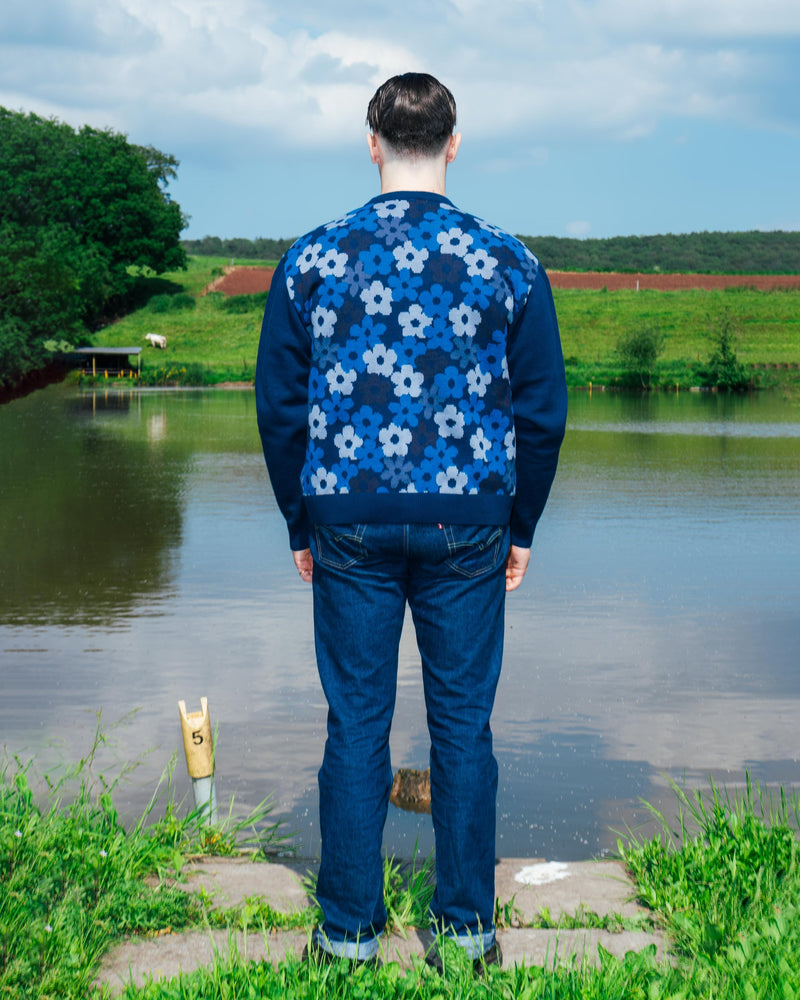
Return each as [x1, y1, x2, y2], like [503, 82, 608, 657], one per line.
[366, 73, 457, 157]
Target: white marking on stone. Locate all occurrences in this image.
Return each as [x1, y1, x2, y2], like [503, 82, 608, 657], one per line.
[514, 862, 571, 885]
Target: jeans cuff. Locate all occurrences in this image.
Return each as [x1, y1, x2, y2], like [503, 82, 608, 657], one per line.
[313, 928, 380, 961]
[445, 928, 496, 960]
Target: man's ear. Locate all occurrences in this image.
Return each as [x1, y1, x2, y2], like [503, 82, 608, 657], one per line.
[446, 132, 462, 164]
[367, 132, 381, 165]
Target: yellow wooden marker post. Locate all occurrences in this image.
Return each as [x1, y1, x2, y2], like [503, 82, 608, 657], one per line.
[178, 697, 218, 823]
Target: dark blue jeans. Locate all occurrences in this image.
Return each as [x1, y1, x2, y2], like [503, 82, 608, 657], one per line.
[309, 522, 509, 960]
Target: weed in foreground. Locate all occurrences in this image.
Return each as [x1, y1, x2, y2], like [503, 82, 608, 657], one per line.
[0, 718, 288, 1000]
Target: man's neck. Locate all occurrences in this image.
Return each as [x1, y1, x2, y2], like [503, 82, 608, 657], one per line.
[368, 132, 456, 197]
[378, 158, 448, 196]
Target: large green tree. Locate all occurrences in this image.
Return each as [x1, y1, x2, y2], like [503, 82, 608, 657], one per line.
[0, 108, 186, 391]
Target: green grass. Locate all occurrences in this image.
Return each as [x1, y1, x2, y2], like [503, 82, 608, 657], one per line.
[0, 718, 289, 1000]
[3, 723, 800, 1000]
[86, 258, 800, 391]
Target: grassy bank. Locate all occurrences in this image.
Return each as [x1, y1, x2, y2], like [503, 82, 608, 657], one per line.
[86, 257, 800, 392]
[2, 731, 799, 999]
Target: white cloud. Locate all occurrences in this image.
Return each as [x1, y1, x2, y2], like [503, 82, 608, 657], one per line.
[566, 220, 592, 237]
[0, 0, 795, 154]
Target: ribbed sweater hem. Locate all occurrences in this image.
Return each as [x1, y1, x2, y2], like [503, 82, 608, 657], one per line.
[304, 492, 514, 527]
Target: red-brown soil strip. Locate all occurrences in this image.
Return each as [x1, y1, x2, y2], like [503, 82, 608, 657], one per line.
[205, 266, 799, 296]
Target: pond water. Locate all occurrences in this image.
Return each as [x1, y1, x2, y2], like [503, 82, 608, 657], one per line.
[1, 385, 799, 860]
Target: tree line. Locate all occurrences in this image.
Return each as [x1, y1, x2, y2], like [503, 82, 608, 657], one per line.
[516, 230, 800, 274]
[0, 108, 186, 394]
[183, 229, 800, 275]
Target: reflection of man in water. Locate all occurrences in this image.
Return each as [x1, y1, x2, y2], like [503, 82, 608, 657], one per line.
[256, 73, 566, 970]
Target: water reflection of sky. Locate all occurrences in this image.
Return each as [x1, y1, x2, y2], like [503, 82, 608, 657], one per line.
[1, 387, 799, 860]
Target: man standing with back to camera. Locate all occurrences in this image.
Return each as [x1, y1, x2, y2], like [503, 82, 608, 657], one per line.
[256, 72, 567, 971]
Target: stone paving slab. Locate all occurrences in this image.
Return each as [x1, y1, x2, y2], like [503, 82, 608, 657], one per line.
[96, 857, 665, 994]
[495, 858, 645, 921]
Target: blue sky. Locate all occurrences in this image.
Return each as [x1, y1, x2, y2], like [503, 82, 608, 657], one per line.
[2, 0, 798, 242]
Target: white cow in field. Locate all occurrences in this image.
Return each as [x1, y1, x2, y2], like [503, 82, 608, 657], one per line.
[145, 333, 167, 349]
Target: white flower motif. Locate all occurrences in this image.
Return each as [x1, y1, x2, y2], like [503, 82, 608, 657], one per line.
[311, 467, 338, 493]
[393, 240, 429, 274]
[504, 428, 516, 460]
[296, 242, 322, 273]
[434, 404, 465, 439]
[360, 280, 393, 316]
[398, 304, 431, 338]
[286, 274, 295, 300]
[309, 404, 327, 439]
[470, 427, 491, 461]
[437, 227, 473, 257]
[374, 198, 410, 218]
[379, 423, 413, 457]
[449, 303, 481, 338]
[391, 365, 424, 398]
[363, 343, 397, 376]
[436, 466, 469, 493]
[326, 364, 357, 395]
[334, 425, 363, 459]
[311, 305, 336, 338]
[317, 249, 348, 278]
[466, 365, 492, 397]
[464, 249, 498, 279]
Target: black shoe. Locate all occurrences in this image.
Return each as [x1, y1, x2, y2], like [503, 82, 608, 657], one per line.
[302, 939, 381, 968]
[425, 940, 503, 976]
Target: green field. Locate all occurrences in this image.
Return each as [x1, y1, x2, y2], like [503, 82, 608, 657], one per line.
[91, 257, 800, 391]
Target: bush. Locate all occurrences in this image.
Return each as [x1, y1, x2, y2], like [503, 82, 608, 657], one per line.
[615, 324, 665, 388]
[699, 308, 751, 390]
[215, 292, 268, 314]
[148, 292, 196, 313]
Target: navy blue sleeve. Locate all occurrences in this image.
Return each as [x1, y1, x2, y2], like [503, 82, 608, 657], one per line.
[506, 265, 568, 547]
[255, 257, 312, 550]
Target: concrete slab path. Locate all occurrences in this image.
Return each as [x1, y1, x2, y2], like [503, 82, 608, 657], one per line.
[96, 857, 666, 995]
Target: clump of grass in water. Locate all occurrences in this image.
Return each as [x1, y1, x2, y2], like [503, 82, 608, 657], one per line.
[0, 717, 288, 1000]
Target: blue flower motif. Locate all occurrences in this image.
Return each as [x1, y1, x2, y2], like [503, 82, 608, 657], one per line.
[359, 438, 385, 473]
[317, 279, 348, 310]
[387, 271, 423, 302]
[461, 462, 486, 489]
[433, 365, 467, 399]
[338, 339, 368, 373]
[307, 442, 324, 467]
[424, 439, 458, 466]
[375, 216, 411, 245]
[358, 244, 394, 277]
[484, 408, 511, 441]
[411, 464, 439, 491]
[388, 394, 424, 427]
[394, 336, 427, 366]
[322, 394, 354, 423]
[330, 459, 359, 488]
[343, 260, 372, 295]
[460, 277, 491, 310]
[425, 316, 454, 352]
[477, 332, 507, 377]
[406, 213, 443, 251]
[308, 369, 328, 401]
[449, 338, 480, 368]
[418, 284, 454, 318]
[350, 405, 383, 440]
[314, 341, 339, 368]
[381, 455, 414, 488]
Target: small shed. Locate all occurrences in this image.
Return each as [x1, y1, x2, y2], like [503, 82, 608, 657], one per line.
[73, 347, 142, 377]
